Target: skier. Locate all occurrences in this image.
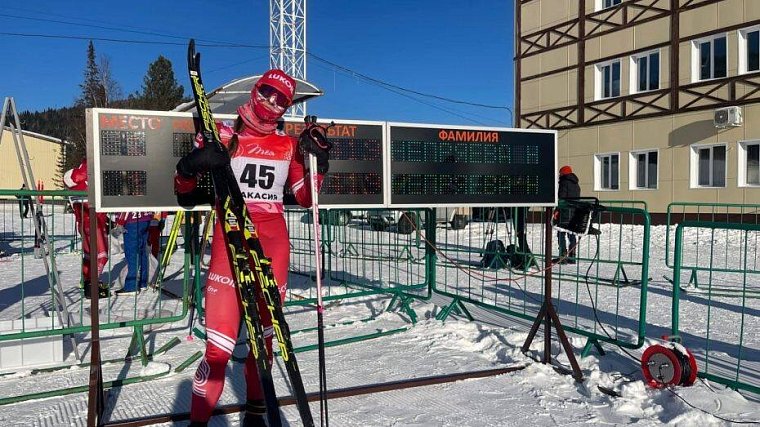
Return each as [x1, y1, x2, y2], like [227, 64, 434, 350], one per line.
[63, 158, 110, 298]
[174, 69, 330, 427]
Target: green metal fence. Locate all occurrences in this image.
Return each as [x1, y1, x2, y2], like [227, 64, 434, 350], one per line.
[671, 221, 760, 394]
[432, 203, 651, 355]
[0, 190, 81, 254]
[0, 189, 190, 353]
[665, 202, 760, 271]
[0, 188, 197, 403]
[15, 194, 760, 402]
[284, 208, 433, 322]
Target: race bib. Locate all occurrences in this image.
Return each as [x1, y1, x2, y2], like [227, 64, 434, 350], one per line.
[231, 157, 289, 203]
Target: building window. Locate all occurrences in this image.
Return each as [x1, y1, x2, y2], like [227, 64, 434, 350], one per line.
[596, 0, 622, 10]
[595, 153, 620, 190]
[691, 144, 726, 188]
[630, 51, 660, 93]
[739, 27, 760, 74]
[692, 35, 727, 81]
[630, 150, 658, 189]
[595, 60, 621, 100]
[739, 141, 760, 186]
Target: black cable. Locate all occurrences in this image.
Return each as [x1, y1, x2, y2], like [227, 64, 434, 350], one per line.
[0, 31, 257, 48]
[307, 59, 501, 126]
[0, 36, 510, 119]
[1, 13, 511, 124]
[666, 387, 760, 424]
[306, 52, 513, 111]
[581, 233, 642, 365]
[2, 7, 511, 111]
[581, 227, 760, 425]
[0, 12, 262, 47]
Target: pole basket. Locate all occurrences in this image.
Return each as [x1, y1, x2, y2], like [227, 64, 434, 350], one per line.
[641, 342, 698, 388]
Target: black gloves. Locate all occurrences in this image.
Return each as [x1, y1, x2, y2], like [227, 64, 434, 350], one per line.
[174, 141, 224, 209]
[176, 144, 230, 178]
[298, 123, 333, 174]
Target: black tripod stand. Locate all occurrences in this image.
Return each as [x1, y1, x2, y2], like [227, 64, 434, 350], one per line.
[521, 207, 583, 381]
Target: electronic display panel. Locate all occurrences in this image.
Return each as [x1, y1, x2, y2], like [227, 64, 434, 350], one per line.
[87, 109, 388, 212]
[87, 108, 238, 212]
[387, 123, 557, 207]
[280, 118, 385, 208]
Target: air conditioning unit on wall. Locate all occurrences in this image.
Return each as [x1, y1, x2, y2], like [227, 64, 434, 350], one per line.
[714, 106, 743, 128]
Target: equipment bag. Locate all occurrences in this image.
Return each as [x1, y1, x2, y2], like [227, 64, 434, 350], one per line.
[481, 239, 510, 269]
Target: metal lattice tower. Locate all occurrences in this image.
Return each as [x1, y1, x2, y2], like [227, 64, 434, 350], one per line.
[270, 0, 307, 118]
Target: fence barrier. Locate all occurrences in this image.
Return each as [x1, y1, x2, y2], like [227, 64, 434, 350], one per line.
[430, 202, 651, 356]
[671, 221, 760, 394]
[4, 190, 760, 402]
[0, 189, 192, 403]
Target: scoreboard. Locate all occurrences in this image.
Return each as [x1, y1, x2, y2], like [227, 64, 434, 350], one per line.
[281, 118, 385, 208]
[388, 123, 556, 207]
[87, 109, 387, 212]
[87, 109, 557, 213]
[87, 109, 219, 212]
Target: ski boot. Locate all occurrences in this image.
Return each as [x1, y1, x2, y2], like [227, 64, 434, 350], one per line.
[552, 250, 567, 264]
[83, 281, 110, 299]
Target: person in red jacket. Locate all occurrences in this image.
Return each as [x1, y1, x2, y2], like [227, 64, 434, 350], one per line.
[63, 158, 110, 299]
[175, 69, 331, 427]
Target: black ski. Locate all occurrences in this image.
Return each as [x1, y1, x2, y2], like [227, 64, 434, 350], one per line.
[187, 40, 281, 426]
[186, 39, 314, 427]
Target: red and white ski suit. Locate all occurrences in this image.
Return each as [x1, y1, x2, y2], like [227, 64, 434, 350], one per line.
[189, 123, 323, 421]
[63, 159, 109, 284]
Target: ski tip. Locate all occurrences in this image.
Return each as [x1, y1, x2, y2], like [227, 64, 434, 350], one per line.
[187, 39, 198, 69]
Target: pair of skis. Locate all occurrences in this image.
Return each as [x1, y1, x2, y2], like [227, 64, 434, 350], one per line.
[187, 40, 314, 427]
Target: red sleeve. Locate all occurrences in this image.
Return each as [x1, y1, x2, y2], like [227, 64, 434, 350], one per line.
[288, 138, 324, 208]
[63, 160, 88, 190]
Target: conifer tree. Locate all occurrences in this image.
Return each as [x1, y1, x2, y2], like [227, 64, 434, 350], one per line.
[77, 41, 106, 108]
[140, 55, 185, 110]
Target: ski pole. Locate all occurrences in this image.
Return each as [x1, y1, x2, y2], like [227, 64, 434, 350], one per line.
[305, 115, 329, 427]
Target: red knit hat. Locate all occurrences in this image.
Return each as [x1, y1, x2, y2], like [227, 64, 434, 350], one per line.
[559, 165, 573, 176]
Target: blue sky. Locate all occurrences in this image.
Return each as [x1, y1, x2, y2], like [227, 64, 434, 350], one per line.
[0, 1, 514, 127]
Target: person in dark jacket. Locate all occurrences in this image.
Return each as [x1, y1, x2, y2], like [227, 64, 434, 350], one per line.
[16, 183, 31, 219]
[557, 165, 581, 263]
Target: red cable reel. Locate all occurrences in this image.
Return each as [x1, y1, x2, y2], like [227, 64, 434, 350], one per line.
[641, 341, 698, 388]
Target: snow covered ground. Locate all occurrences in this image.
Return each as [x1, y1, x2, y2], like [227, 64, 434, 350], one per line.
[0, 203, 759, 426]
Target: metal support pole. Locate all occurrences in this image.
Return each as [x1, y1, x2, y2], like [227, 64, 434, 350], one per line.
[521, 207, 583, 381]
[87, 206, 104, 426]
[85, 111, 104, 425]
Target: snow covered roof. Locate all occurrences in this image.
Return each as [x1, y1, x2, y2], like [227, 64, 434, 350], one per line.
[1, 127, 69, 145]
[174, 74, 323, 114]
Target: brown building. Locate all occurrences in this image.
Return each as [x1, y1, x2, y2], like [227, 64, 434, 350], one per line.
[516, 0, 760, 213]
